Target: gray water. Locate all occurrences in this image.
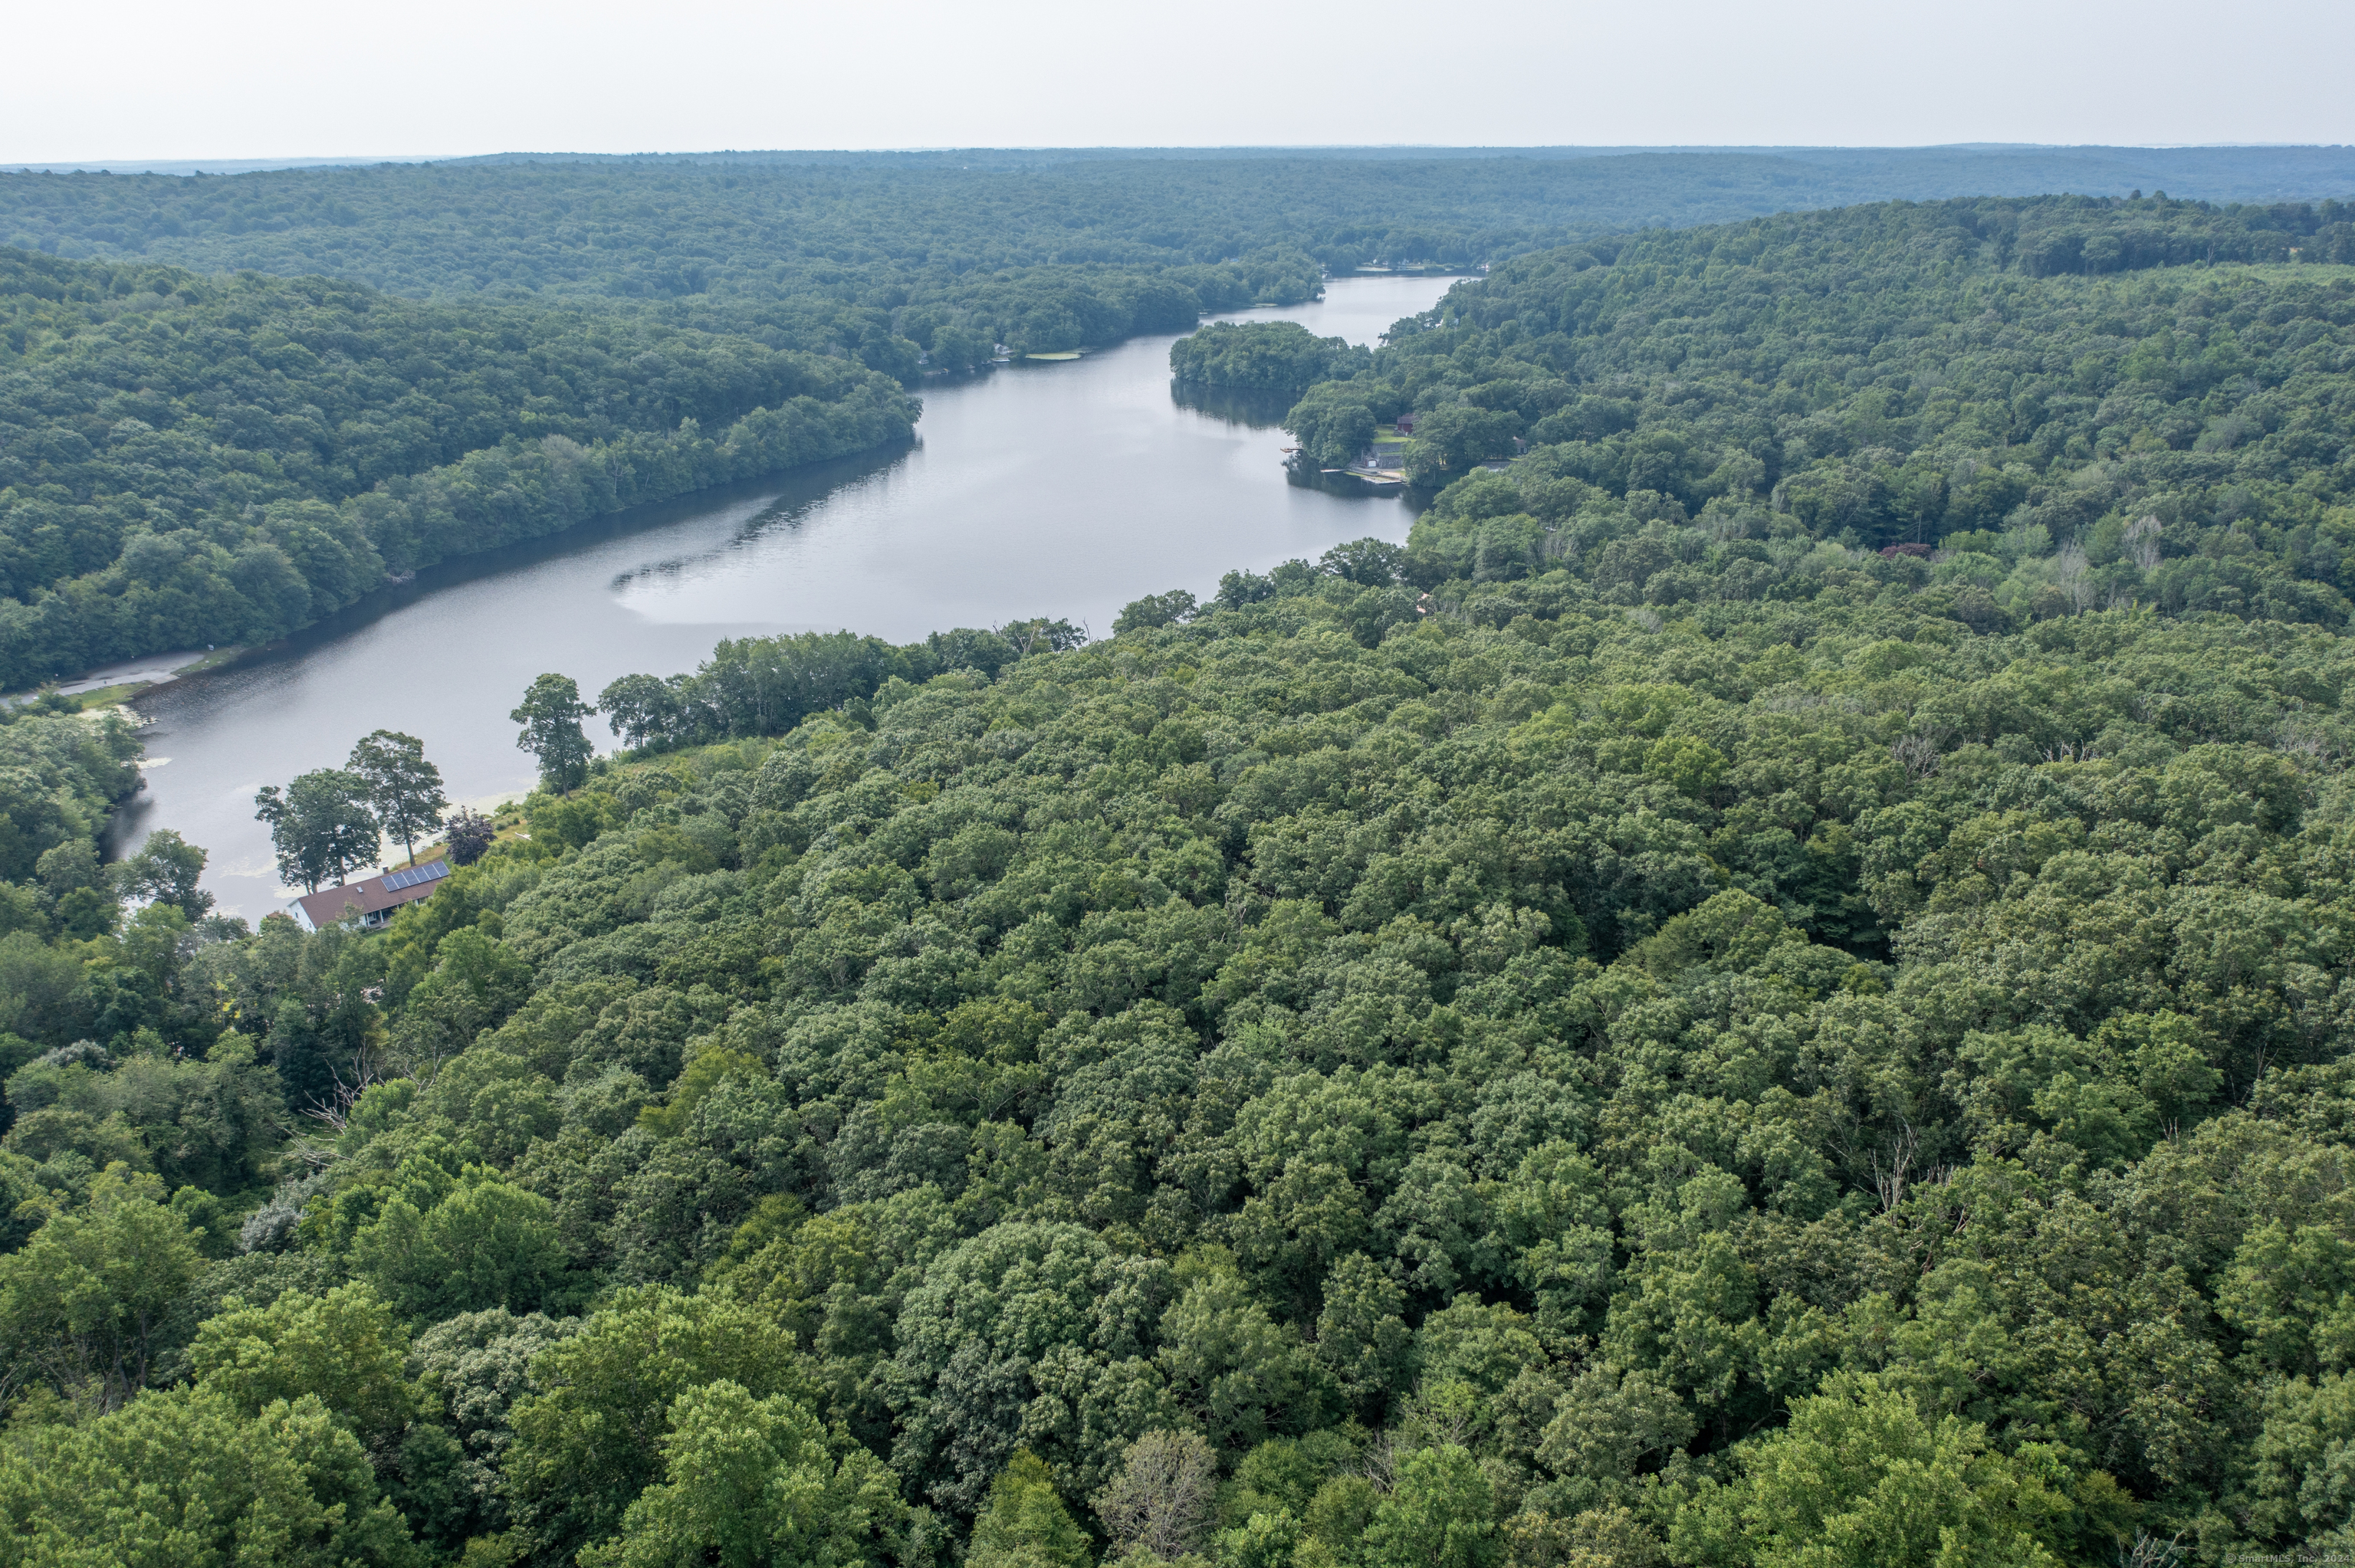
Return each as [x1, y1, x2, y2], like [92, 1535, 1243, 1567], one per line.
[117, 275, 1453, 920]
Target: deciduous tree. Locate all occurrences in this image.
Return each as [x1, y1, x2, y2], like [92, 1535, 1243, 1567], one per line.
[511, 674, 597, 793]
[348, 730, 448, 868]
[255, 769, 379, 894]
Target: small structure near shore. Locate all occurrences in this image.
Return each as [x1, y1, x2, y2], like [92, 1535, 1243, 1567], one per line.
[287, 858, 450, 932]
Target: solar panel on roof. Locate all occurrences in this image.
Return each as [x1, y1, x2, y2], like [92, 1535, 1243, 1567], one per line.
[382, 861, 452, 892]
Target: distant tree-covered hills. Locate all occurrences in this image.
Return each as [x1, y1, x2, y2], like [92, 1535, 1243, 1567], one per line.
[12, 146, 2355, 302]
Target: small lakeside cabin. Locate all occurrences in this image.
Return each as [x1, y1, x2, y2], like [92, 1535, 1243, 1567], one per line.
[287, 859, 450, 932]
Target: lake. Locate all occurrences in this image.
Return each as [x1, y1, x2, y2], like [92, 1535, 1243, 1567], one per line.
[116, 274, 1454, 919]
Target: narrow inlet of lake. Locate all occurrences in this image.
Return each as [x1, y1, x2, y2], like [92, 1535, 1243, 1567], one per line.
[118, 274, 1454, 918]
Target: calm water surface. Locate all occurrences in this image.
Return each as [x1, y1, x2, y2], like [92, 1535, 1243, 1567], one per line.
[120, 275, 1453, 918]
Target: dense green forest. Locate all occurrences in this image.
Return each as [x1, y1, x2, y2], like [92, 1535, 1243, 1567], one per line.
[10, 183, 2355, 1565]
[11, 151, 2351, 395]
[1283, 194, 2355, 631]
[15, 150, 2355, 303]
[1170, 325, 1372, 394]
[0, 157, 1370, 373]
[8, 543, 2355, 1563]
[0, 248, 919, 690]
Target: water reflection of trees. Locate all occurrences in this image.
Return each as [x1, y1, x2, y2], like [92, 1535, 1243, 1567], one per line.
[1168, 381, 1298, 430]
[1166, 379, 1432, 513]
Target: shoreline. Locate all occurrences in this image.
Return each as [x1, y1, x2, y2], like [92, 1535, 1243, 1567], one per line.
[4, 644, 250, 710]
[20, 277, 1453, 717]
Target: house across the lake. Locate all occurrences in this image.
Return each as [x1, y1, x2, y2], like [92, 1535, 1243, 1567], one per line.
[286, 859, 450, 932]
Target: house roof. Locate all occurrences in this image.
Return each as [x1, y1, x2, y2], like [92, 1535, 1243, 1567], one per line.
[288, 858, 450, 929]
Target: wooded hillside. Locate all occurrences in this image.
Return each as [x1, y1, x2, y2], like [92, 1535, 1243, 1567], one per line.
[6, 190, 2355, 1566]
[0, 248, 919, 689]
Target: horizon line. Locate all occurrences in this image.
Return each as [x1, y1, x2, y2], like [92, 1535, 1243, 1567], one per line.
[11, 140, 2352, 175]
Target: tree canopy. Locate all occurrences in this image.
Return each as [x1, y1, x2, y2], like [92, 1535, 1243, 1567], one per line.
[0, 248, 921, 690]
[255, 770, 380, 895]
[1285, 196, 2355, 622]
[1171, 324, 1371, 393]
[6, 185, 2355, 1567]
[350, 732, 449, 870]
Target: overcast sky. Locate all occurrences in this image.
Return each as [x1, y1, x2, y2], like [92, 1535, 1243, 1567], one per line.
[6, 0, 2349, 163]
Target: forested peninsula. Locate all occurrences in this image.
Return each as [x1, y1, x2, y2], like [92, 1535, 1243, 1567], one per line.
[1170, 323, 1371, 393]
[6, 180, 2355, 1566]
